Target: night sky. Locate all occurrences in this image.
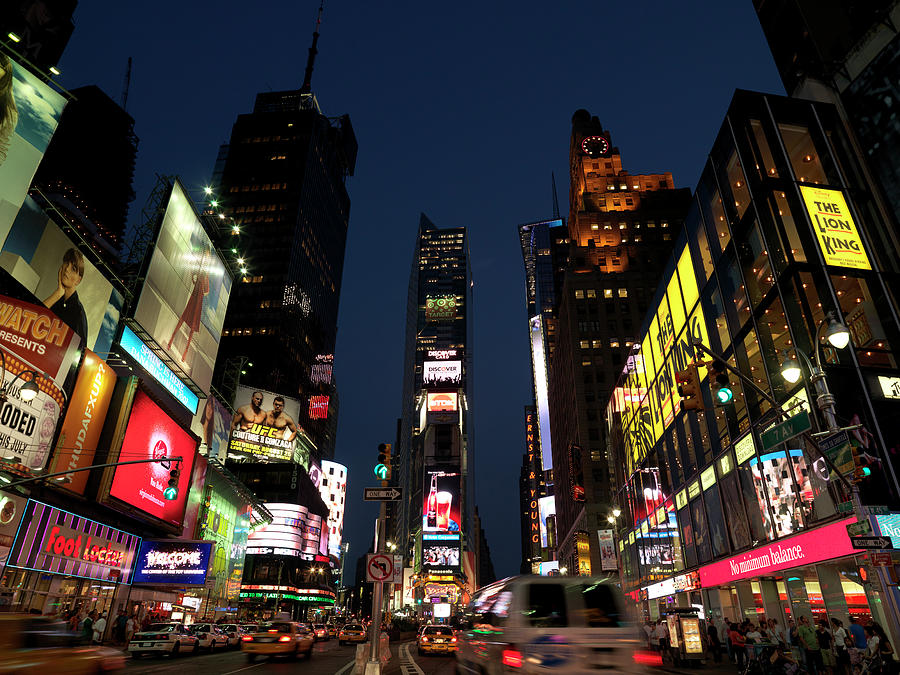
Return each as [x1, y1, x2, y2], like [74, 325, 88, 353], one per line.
[56, 1, 784, 580]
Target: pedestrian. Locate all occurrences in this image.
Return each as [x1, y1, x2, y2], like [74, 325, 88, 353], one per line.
[799, 616, 823, 675]
[643, 621, 654, 649]
[114, 610, 127, 645]
[93, 611, 107, 645]
[850, 616, 868, 650]
[125, 614, 135, 646]
[789, 618, 799, 646]
[81, 610, 96, 645]
[708, 620, 722, 663]
[832, 618, 851, 675]
[817, 619, 836, 675]
[771, 619, 787, 647]
[730, 623, 748, 668]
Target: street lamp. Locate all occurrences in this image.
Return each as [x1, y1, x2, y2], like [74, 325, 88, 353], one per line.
[559, 566, 568, 575]
[612, 508, 621, 518]
[607, 515, 616, 524]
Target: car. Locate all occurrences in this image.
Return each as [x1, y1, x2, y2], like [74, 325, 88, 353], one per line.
[189, 623, 229, 652]
[128, 622, 198, 658]
[0, 614, 125, 673]
[456, 575, 643, 675]
[326, 623, 338, 638]
[338, 622, 368, 646]
[241, 621, 314, 662]
[312, 623, 328, 641]
[240, 623, 259, 635]
[417, 625, 457, 655]
[219, 623, 243, 647]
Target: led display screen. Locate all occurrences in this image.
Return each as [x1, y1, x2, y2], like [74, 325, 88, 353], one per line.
[229, 386, 304, 462]
[423, 537, 461, 572]
[423, 467, 461, 534]
[109, 390, 198, 527]
[319, 460, 347, 557]
[425, 295, 457, 322]
[246, 503, 327, 559]
[538, 496, 555, 548]
[423, 360, 462, 385]
[799, 185, 872, 270]
[0, 53, 66, 248]
[426, 392, 458, 412]
[132, 539, 213, 585]
[132, 181, 232, 394]
[191, 393, 231, 461]
[309, 395, 329, 419]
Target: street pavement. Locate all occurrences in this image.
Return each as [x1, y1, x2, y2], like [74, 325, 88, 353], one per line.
[121, 638, 456, 675]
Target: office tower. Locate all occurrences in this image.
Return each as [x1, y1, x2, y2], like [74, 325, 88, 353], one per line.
[548, 110, 691, 575]
[754, 0, 900, 248]
[31, 85, 137, 257]
[396, 214, 474, 615]
[213, 88, 356, 460]
[0, 0, 76, 71]
[518, 219, 568, 573]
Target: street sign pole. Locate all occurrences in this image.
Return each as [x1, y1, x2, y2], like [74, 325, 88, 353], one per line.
[366, 499, 387, 675]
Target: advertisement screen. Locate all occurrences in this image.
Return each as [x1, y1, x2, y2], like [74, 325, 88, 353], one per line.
[132, 181, 232, 394]
[308, 395, 329, 419]
[426, 349, 459, 360]
[246, 503, 327, 559]
[48, 350, 116, 494]
[427, 392, 458, 412]
[0, 294, 80, 471]
[538, 561, 560, 576]
[228, 386, 304, 462]
[1, 195, 124, 353]
[425, 295, 457, 322]
[423, 361, 462, 385]
[191, 393, 231, 461]
[423, 467, 462, 534]
[7, 499, 140, 584]
[0, 53, 66, 248]
[108, 390, 198, 527]
[131, 540, 213, 585]
[319, 460, 347, 558]
[423, 537, 461, 572]
[538, 496, 555, 548]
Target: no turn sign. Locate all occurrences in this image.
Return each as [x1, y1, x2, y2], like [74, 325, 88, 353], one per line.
[366, 553, 394, 582]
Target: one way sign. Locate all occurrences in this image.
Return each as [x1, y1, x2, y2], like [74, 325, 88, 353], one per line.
[364, 487, 402, 501]
[850, 536, 893, 550]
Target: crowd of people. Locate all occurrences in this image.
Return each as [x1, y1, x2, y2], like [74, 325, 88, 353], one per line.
[643, 614, 896, 675]
[60, 608, 138, 647]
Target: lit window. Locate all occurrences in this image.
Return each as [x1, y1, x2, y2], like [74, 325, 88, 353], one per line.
[580, 340, 590, 349]
[661, 221, 669, 228]
[591, 224, 599, 230]
[586, 289, 596, 298]
[610, 339, 620, 348]
[582, 358, 592, 366]
[592, 339, 602, 349]
[619, 222, 627, 229]
[604, 289, 613, 299]
[575, 290, 584, 299]
[618, 288, 628, 298]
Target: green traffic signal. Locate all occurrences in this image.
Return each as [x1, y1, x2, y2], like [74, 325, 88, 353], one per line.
[862, 467, 872, 477]
[374, 463, 388, 480]
[163, 485, 178, 500]
[715, 386, 734, 404]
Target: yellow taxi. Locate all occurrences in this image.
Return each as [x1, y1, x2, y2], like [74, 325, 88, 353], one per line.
[338, 622, 368, 645]
[240, 621, 314, 662]
[0, 614, 125, 673]
[417, 625, 457, 655]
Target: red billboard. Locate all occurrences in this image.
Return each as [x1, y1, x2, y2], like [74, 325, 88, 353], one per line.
[109, 390, 197, 527]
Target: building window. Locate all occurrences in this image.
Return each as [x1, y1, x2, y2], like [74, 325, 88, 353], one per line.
[592, 339, 602, 349]
[586, 289, 596, 298]
[618, 288, 628, 298]
[580, 340, 590, 349]
[575, 290, 584, 299]
[603, 289, 613, 299]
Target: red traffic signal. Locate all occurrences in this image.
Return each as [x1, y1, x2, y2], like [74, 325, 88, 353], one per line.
[675, 364, 703, 412]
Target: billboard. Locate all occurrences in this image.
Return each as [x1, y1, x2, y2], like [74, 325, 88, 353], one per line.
[310, 353, 333, 385]
[108, 390, 198, 527]
[423, 360, 462, 385]
[131, 540, 213, 585]
[425, 295, 457, 322]
[246, 503, 327, 559]
[0, 294, 80, 471]
[1, 195, 124, 353]
[0, 52, 66, 248]
[132, 180, 232, 394]
[6, 499, 140, 584]
[319, 460, 347, 558]
[598, 529, 617, 572]
[308, 395, 329, 420]
[192, 393, 230, 461]
[48, 350, 116, 494]
[426, 348, 459, 360]
[422, 536, 461, 573]
[799, 186, 872, 270]
[423, 467, 462, 534]
[538, 496, 556, 548]
[228, 386, 303, 462]
[427, 392, 458, 412]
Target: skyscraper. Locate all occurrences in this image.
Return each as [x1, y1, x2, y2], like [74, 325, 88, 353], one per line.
[548, 110, 691, 575]
[212, 89, 356, 460]
[395, 214, 474, 614]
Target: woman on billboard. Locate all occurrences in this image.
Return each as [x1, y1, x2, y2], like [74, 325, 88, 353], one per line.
[0, 54, 18, 166]
[167, 239, 211, 361]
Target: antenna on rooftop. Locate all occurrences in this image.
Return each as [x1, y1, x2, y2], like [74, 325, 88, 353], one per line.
[551, 171, 561, 220]
[301, 0, 325, 94]
[120, 56, 132, 112]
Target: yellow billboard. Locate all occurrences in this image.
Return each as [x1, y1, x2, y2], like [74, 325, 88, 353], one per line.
[799, 186, 871, 270]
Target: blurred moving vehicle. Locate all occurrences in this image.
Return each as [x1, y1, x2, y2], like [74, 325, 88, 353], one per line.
[241, 621, 314, 662]
[326, 623, 338, 638]
[312, 623, 328, 641]
[417, 624, 457, 656]
[456, 576, 643, 674]
[189, 623, 228, 652]
[219, 623, 243, 647]
[338, 623, 367, 646]
[0, 615, 125, 673]
[128, 622, 198, 658]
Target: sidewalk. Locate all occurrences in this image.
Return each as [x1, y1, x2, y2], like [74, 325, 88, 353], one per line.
[659, 660, 740, 675]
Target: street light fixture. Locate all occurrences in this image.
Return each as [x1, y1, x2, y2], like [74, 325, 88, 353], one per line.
[607, 515, 615, 524]
[612, 508, 621, 518]
[780, 355, 802, 384]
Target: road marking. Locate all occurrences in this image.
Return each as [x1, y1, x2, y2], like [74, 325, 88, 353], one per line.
[219, 663, 265, 675]
[400, 642, 425, 675]
[335, 659, 356, 675]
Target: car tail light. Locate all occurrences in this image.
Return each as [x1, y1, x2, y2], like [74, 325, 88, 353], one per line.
[279, 635, 291, 642]
[502, 649, 523, 668]
[242, 636, 253, 642]
[451, 637, 457, 643]
[421, 636, 428, 642]
[268, 629, 278, 633]
[633, 650, 664, 666]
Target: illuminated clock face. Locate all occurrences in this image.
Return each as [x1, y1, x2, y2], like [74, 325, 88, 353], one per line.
[581, 135, 610, 157]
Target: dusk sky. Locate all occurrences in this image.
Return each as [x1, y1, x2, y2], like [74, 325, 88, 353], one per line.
[57, 1, 784, 580]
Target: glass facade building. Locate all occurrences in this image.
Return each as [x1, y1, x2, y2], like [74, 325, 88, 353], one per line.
[606, 90, 900, 630]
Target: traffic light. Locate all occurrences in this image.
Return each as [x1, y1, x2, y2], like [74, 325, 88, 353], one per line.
[708, 359, 734, 405]
[675, 364, 702, 412]
[375, 443, 392, 486]
[851, 444, 873, 484]
[163, 469, 179, 501]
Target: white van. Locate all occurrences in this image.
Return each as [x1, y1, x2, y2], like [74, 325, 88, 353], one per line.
[456, 575, 646, 674]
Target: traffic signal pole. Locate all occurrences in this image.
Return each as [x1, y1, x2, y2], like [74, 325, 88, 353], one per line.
[366, 500, 387, 674]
